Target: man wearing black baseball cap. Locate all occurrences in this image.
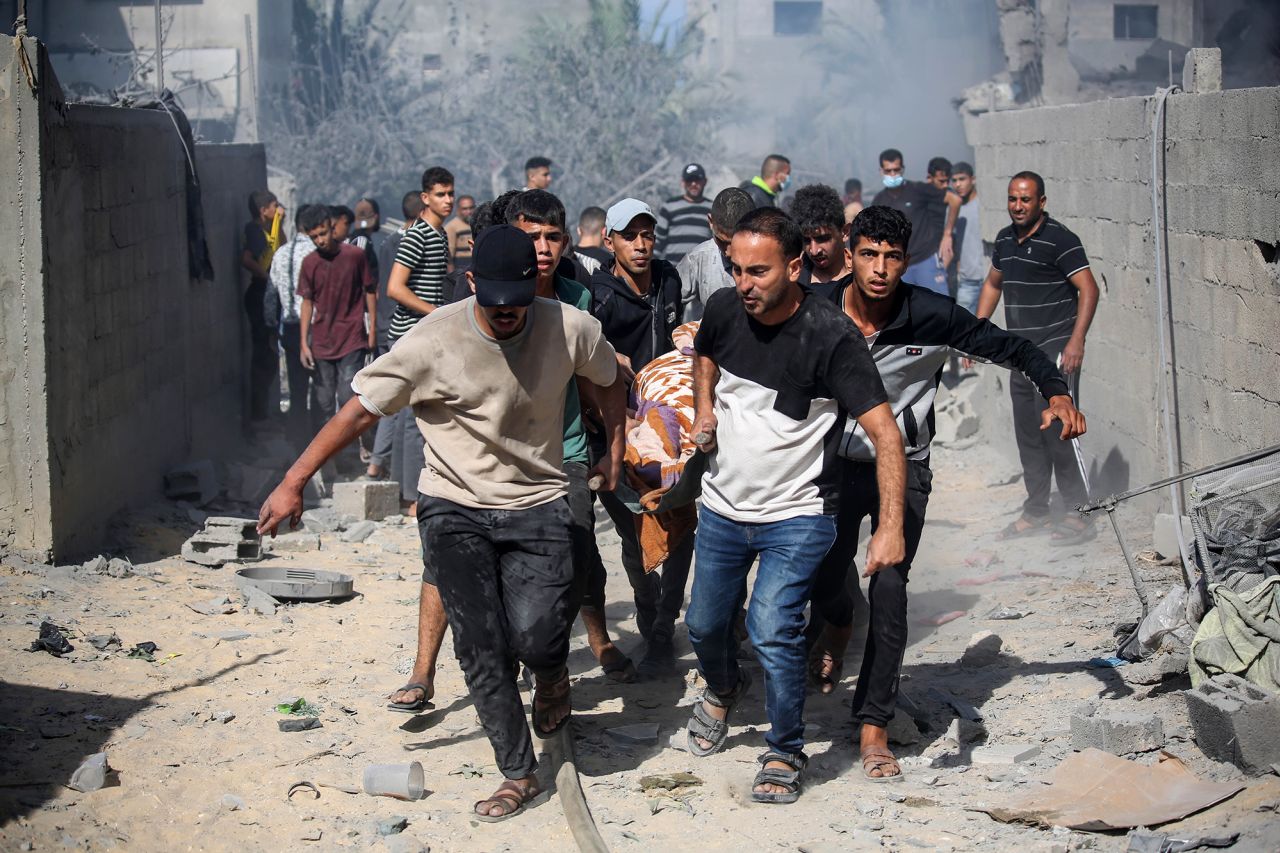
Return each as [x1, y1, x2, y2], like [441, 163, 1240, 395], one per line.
[257, 224, 627, 822]
[655, 162, 713, 264]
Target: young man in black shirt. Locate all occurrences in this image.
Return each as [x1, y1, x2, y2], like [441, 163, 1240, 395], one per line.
[805, 206, 1086, 781]
[684, 206, 906, 804]
[977, 171, 1100, 544]
[872, 149, 960, 297]
[575, 206, 612, 267]
[791, 183, 855, 303]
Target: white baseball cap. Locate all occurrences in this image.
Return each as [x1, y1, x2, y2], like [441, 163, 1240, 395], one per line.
[605, 198, 656, 233]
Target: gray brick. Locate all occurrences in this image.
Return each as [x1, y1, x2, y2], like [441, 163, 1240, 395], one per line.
[1185, 674, 1280, 774]
[1070, 705, 1164, 754]
[333, 481, 400, 522]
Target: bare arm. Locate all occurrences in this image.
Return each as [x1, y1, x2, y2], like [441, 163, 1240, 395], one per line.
[241, 248, 268, 279]
[586, 375, 627, 492]
[1059, 267, 1100, 375]
[387, 263, 437, 315]
[938, 192, 962, 267]
[299, 298, 315, 369]
[974, 265, 1004, 320]
[856, 402, 907, 576]
[258, 397, 380, 535]
[690, 352, 720, 451]
[365, 291, 378, 351]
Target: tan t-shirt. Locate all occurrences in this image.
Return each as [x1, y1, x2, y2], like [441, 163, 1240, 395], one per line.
[352, 296, 618, 510]
[444, 217, 472, 261]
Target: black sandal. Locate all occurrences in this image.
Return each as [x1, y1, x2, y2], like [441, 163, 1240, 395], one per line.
[751, 750, 808, 804]
[532, 668, 572, 739]
[686, 668, 752, 757]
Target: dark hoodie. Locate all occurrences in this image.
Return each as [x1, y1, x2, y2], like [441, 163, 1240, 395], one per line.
[589, 258, 684, 372]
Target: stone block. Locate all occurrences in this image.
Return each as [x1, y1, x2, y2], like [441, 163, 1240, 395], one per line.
[1182, 49, 1221, 95]
[971, 743, 1040, 765]
[1070, 704, 1164, 754]
[332, 481, 400, 521]
[266, 532, 321, 553]
[340, 520, 378, 543]
[181, 518, 261, 567]
[164, 460, 219, 506]
[1185, 674, 1280, 774]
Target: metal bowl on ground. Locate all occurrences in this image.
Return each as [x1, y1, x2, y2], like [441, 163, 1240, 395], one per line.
[234, 567, 355, 601]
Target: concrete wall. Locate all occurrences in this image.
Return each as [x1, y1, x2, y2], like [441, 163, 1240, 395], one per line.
[962, 85, 1280, 509]
[0, 37, 266, 560]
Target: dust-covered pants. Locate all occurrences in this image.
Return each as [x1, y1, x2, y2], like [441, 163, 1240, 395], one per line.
[418, 495, 574, 780]
[1010, 346, 1087, 518]
[810, 459, 933, 727]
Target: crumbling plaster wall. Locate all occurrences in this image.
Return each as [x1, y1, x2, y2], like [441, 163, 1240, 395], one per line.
[963, 85, 1280, 507]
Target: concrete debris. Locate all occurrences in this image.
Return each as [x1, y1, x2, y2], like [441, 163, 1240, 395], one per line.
[1182, 47, 1222, 95]
[606, 723, 660, 745]
[278, 716, 321, 732]
[163, 460, 219, 506]
[943, 718, 988, 746]
[985, 605, 1027, 620]
[1185, 674, 1280, 774]
[86, 633, 121, 651]
[187, 596, 237, 616]
[971, 743, 1040, 765]
[68, 752, 110, 792]
[181, 518, 262, 567]
[333, 481, 400, 522]
[887, 713, 923, 746]
[301, 508, 347, 533]
[241, 584, 280, 616]
[376, 816, 408, 836]
[211, 710, 236, 724]
[214, 630, 252, 642]
[340, 520, 379, 544]
[961, 631, 1005, 667]
[383, 835, 429, 853]
[265, 532, 321, 553]
[928, 687, 984, 722]
[1070, 704, 1164, 754]
[79, 556, 134, 578]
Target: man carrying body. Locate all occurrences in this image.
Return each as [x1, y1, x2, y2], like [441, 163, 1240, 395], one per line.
[574, 206, 612, 267]
[655, 163, 713, 264]
[873, 150, 960, 297]
[445, 194, 476, 270]
[259, 226, 625, 822]
[683, 206, 906, 805]
[950, 163, 985, 313]
[977, 172, 1099, 545]
[843, 178, 864, 224]
[805, 205, 1086, 781]
[792, 183, 855, 303]
[677, 187, 754, 321]
[740, 154, 792, 209]
[523, 156, 553, 190]
[589, 198, 688, 676]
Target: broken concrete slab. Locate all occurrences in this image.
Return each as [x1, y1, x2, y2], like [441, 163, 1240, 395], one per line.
[301, 508, 346, 533]
[971, 743, 1041, 765]
[333, 481, 399, 522]
[164, 460, 219, 506]
[241, 585, 280, 616]
[1185, 674, 1280, 774]
[1070, 704, 1164, 754]
[181, 518, 262, 567]
[187, 596, 237, 616]
[277, 716, 321, 732]
[340, 520, 378, 543]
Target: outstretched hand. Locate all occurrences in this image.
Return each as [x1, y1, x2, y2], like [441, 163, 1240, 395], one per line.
[1041, 395, 1087, 440]
[257, 482, 304, 537]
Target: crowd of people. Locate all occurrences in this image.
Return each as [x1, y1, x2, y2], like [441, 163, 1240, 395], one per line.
[246, 149, 1099, 818]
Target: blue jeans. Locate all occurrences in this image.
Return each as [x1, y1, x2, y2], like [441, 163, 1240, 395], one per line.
[686, 507, 837, 755]
[901, 253, 948, 296]
[956, 277, 983, 314]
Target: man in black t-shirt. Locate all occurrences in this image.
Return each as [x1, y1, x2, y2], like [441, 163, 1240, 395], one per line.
[977, 171, 1100, 545]
[872, 149, 960, 298]
[792, 183, 854, 303]
[682, 207, 906, 805]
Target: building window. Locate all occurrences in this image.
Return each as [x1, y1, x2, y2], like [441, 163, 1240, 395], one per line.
[1114, 4, 1158, 40]
[422, 54, 443, 73]
[774, 1, 822, 36]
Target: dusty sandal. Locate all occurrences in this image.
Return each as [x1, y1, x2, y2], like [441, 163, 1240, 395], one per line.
[386, 681, 433, 713]
[809, 651, 843, 695]
[751, 750, 807, 804]
[1050, 519, 1097, 546]
[601, 652, 637, 684]
[861, 746, 904, 783]
[996, 515, 1052, 540]
[532, 668, 572, 739]
[686, 668, 752, 757]
[473, 780, 544, 823]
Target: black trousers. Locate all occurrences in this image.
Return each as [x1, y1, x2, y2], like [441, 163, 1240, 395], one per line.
[564, 461, 609, 614]
[1010, 353, 1087, 518]
[810, 459, 932, 727]
[244, 280, 277, 420]
[598, 489, 694, 643]
[420, 496, 574, 780]
[278, 323, 314, 450]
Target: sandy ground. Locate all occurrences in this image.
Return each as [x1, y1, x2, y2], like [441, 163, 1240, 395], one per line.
[2, 419, 1279, 852]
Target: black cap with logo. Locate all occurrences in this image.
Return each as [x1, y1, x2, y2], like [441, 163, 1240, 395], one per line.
[683, 163, 707, 182]
[470, 225, 538, 307]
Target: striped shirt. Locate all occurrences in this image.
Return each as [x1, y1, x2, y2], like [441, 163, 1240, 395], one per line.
[388, 220, 448, 342]
[991, 215, 1090, 350]
[654, 195, 713, 264]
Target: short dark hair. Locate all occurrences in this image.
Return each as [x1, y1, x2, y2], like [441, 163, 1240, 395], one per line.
[298, 204, 331, 233]
[577, 206, 606, 233]
[1010, 170, 1046, 196]
[358, 197, 380, 215]
[489, 189, 522, 225]
[456, 194, 476, 206]
[879, 148, 903, 166]
[790, 184, 845, 236]
[331, 205, 355, 225]
[952, 162, 974, 178]
[734, 207, 803, 261]
[293, 203, 313, 230]
[524, 156, 552, 173]
[401, 190, 424, 220]
[849, 205, 913, 252]
[421, 166, 454, 192]
[469, 202, 498, 237]
[761, 153, 791, 178]
[844, 178, 862, 194]
[926, 157, 952, 177]
[506, 189, 567, 231]
[710, 187, 754, 233]
[248, 189, 277, 218]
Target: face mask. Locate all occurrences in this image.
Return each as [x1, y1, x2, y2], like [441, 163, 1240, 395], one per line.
[359, 219, 368, 230]
[882, 174, 905, 189]
[780, 175, 792, 192]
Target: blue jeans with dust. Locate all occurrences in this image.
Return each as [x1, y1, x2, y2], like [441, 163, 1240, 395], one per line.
[685, 507, 837, 756]
[901, 253, 949, 297]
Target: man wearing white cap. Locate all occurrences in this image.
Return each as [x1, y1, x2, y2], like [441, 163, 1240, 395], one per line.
[589, 197, 690, 677]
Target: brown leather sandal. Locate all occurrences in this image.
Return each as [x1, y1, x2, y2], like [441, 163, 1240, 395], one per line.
[473, 779, 545, 823]
[861, 746, 904, 783]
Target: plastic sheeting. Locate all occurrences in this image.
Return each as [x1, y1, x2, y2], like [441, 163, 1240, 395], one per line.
[1189, 576, 1280, 692]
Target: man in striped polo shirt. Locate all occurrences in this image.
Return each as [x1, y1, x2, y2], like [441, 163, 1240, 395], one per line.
[976, 171, 1100, 545]
[655, 163, 713, 264]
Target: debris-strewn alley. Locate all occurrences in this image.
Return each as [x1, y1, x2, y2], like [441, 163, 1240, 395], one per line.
[3, 427, 1277, 853]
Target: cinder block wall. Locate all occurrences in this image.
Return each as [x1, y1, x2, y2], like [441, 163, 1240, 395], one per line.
[963, 87, 1280, 506]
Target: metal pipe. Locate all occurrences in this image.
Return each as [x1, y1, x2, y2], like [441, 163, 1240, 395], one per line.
[1078, 442, 1280, 513]
[154, 0, 164, 95]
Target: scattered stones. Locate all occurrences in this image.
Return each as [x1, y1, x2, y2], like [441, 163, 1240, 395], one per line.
[211, 710, 236, 724]
[188, 596, 237, 616]
[333, 481, 400, 521]
[86, 633, 121, 651]
[376, 817, 408, 836]
[943, 718, 987, 746]
[181, 518, 262, 567]
[68, 752, 110, 792]
[278, 717, 322, 733]
[985, 605, 1027, 620]
[1185, 674, 1280, 774]
[340, 521, 379, 544]
[300, 828, 323, 842]
[267, 532, 322, 553]
[961, 631, 1004, 667]
[606, 723, 660, 745]
[241, 585, 280, 616]
[1070, 704, 1164, 754]
[970, 744, 1040, 765]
